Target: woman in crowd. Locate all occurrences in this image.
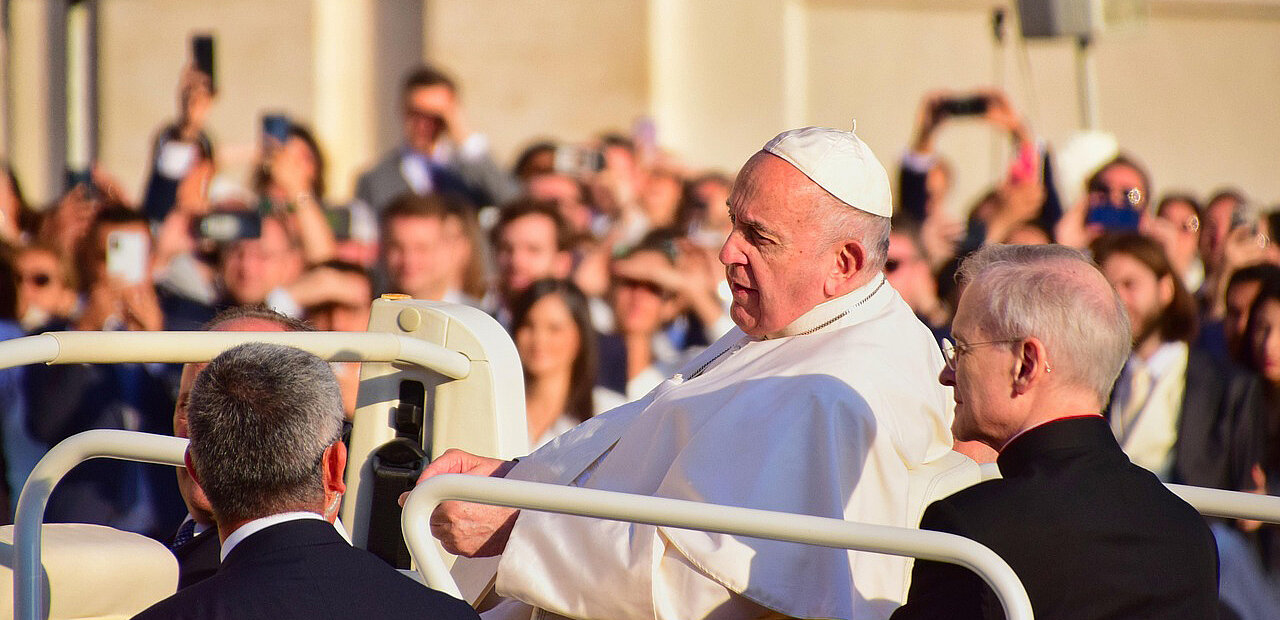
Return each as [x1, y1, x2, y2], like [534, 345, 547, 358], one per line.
[253, 121, 336, 265]
[510, 278, 623, 449]
[1223, 278, 1280, 617]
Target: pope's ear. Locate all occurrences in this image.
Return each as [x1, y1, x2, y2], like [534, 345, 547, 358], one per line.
[826, 240, 867, 297]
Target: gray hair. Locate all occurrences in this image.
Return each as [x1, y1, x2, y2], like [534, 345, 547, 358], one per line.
[957, 244, 1132, 402]
[809, 182, 890, 273]
[187, 342, 344, 523]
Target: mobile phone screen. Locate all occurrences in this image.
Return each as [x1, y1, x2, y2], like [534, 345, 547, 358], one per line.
[106, 231, 149, 284]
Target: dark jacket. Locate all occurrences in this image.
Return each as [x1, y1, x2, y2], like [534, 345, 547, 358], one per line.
[134, 518, 478, 619]
[893, 416, 1219, 620]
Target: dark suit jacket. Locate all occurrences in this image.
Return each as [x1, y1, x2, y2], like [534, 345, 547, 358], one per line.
[354, 148, 516, 213]
[1105, 346, 1264, 491]
[134, 518, 478, 619]
[892, 416, 1219, 620]
[172, 525, 220, 590]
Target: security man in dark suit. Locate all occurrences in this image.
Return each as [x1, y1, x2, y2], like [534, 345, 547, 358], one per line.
[892, 244, 1219, 620]
[133, 342, 477, 619]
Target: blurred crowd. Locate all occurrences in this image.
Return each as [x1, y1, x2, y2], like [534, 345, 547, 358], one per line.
[0, 58, 1277, 615]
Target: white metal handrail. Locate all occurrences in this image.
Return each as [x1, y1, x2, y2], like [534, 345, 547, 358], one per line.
[0, 331, 471, 379]
[979, 463, 1280, 524]
[13, 430, 189, 620]
[402, 475, 1036, 620]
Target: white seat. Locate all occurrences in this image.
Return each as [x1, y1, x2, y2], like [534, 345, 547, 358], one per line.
[0, 523, 177, 620]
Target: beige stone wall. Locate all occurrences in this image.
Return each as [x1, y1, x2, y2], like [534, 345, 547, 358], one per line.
[96, 0, 317, 202]
[12, 0, 1280, 210]
[424, 0, 650, 173]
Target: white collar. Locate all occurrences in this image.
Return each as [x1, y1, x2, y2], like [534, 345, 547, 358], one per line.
[763, 274, 888, 339]
[220, 512, 325, 562]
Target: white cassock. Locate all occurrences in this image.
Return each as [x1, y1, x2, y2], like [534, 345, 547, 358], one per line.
[474, 275, 955, 620]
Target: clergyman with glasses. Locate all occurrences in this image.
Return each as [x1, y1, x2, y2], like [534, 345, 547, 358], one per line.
[893, 244, 1218, 620]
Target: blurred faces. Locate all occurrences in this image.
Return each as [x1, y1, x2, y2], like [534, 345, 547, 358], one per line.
[1202, 195, 1239, 272]
[1100, 252, 1173, 345]
[403, 85, 452, 155]
[305, 272, 373, 332]
[1095, 162, 1148, 211]
[496, 213, 567, 301]
[221, 217, 296, 306]
[528, 173, 593, 235]
[885, 232, 932, 311]
[16, 247, 74, 326]
[515, 294, 581, 380]
[719, 152, 835, 337]
[611, 250, 674, 337]
[1152, 198, 1201, 273]
[1226, 279, 1264, 355]
[1250, 299, 1280, 382]
[384, 214, 451, 300]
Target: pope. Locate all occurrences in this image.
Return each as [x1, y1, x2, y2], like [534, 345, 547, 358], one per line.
[415, 125, 959, 620]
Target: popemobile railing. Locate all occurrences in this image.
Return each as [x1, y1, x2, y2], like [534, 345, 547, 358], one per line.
[0, 330, 470, 377]
[401, 474, 1038, 620]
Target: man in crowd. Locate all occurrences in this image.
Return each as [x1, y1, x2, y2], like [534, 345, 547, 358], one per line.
[1094, 233, 1262, 491]
[489, 198, 573, 328]
[355, 64, 518, 212]
[379, 193, 471, 303]
[216, 214, 303, 314]
[169, 306, 312, 589]
[411, 125, 958, 619]
[886, 217, 950, 343]
[893, 244, 1218, 619]
[134, 342, 477, 619]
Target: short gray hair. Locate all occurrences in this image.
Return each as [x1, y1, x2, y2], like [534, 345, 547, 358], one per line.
[957, 244, 1131, 402]
[187, 342, 344, 523]
[810, 182, 890, 273]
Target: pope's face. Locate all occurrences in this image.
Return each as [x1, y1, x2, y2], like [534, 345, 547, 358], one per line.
[718, 153, 834, 337]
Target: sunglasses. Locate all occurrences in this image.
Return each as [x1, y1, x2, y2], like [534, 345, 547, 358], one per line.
[20, 273, 52, 288]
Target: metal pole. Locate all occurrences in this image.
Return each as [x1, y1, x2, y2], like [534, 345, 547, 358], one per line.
[1075, 34, 1099, 130]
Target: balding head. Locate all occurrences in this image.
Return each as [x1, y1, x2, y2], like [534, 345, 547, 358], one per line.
[957, 244, 1131, 402]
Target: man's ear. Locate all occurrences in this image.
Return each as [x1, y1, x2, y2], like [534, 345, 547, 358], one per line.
[1012, 337, 1050, 394]
[826, 240, 867, 297]
[323, 441, 347, 497]
[184, 448, 202, 488]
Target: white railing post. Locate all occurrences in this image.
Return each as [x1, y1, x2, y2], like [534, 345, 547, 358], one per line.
[13, 430, 188, 620]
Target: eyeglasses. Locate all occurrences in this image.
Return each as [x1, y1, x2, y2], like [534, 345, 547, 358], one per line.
[940, 337, 1023, 371]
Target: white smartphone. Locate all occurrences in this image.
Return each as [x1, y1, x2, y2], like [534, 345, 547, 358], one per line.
[106, 230, 149, 284]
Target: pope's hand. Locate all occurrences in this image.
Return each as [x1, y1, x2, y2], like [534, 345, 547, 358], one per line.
[402, 449, 520, 557]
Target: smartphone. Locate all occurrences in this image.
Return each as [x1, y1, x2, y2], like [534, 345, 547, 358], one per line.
[192, 34, 216, 91]
[552, 146, 605, 175]
[939, 95, 989, 117]
[262, 113, 291, 147]
[1230, 201, 1260, 236]
[197, 211, 262, 243]
[106, 230, 149, 284]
